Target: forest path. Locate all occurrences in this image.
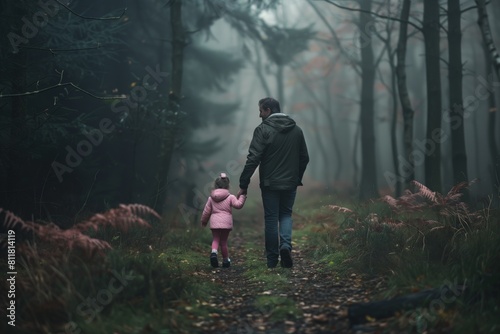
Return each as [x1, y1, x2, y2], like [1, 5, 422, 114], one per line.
[194, 226, 386, 334]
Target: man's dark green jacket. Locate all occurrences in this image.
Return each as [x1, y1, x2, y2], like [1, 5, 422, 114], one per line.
[239, 113, 309, 190]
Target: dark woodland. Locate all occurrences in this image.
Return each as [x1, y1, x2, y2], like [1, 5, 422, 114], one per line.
[1, 0, 500, 333]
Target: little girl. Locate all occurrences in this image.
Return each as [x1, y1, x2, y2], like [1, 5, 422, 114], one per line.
[201, 172, 246, 268]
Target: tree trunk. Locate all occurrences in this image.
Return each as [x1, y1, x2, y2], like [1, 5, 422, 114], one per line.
[7, 53, 28, 215]
[277, 64, 285, 106]
[484, 42, 500, 200]
[253, 42, 272, 95]
[154, 0, 185, 214]
[389, 55, 401, 197]
[348, 285, 466, 325]
[358, 0, 379, 199]
[379, 17, 402, 197]
[293, 67, 340, 188]
[324, 80, 342, 183]
[423, 0, 442, 193]
[4, 3, 29, 216]
[476, 0, 500, 78]
[447, 0, 469, 199]
[396, 0, 415, 192]
[311, 106, 331, 187]
[353, 122, 360, 190]
[476, 0, 500, 200]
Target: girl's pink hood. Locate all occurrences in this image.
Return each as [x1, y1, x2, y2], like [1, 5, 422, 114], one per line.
[210, 189, 230, 202]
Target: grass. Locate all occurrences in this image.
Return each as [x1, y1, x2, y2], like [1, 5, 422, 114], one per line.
[298, 189, 500, 333]
[5, 188, 499, 333]
[241, 240, 291, 289]
[78, 226, 223, 334]
[3, 214, 223, 334]
[236, 228, 303, 324]
[254, 295, 302, 321]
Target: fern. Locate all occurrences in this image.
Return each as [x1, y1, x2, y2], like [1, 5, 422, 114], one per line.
[382, 180, 477, 219]
[1, 208, 29, 231]
[0, 204, 160, 257]
[75, 203, 159, 233]
[327, 205, 354, 214]
[412, 180, 438, 203]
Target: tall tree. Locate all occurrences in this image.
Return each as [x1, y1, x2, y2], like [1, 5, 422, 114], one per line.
[220, 2, 314, 106]
[372, 7, 402, 196]
[396, 0, 416, 192]
[447, 0, 469, 196]
[475, 0, 500, 78]
[259, 24, 315, 105]
[358, 0, 378, 199]
[423, 0, 442, 193]
[154, 0, 185, 214]
[3, 3, 28, 215]
[484, 41, 500, 200]
[476, 0, 500, 199]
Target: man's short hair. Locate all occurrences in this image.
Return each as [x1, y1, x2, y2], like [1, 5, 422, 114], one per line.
[259, 97, 281, 114]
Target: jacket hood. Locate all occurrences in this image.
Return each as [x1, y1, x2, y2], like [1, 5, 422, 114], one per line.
[210, 188, 230, 202]
[263, 113, 296, 133]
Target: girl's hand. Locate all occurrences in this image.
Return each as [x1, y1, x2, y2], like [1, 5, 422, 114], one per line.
[237, 188, 247, 199]
[201, 221, 207, 227]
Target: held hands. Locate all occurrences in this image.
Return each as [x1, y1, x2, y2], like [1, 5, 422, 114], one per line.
[237, 188, 247, 199]
[201, 221, 207, 227]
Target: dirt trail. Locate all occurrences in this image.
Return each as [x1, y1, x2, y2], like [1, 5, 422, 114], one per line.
[197, 229, 386, 334]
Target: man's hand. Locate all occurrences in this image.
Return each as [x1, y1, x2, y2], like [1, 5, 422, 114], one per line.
[237, 188, 247, 199]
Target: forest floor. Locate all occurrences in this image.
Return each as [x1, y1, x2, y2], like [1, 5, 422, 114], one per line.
[10, 192, 480, 333]
[189, 226, 390, 334]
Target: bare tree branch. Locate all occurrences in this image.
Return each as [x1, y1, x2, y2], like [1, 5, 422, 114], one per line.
[55, 0, 128, 20]
[0, 82, 126, 100]
[461, 0, 490, 14]
[308, 0, 362, 75]
[322, 0, 423, 32]
[0, 70, 126, 100]
[18, 43, 104, 55]
[0, 70, 127, 100]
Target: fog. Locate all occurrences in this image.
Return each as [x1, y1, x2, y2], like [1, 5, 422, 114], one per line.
[186, 0, 500, 201]
[1, 0, 500, 221]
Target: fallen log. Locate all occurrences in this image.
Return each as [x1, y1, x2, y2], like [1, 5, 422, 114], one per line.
[348, 284, 466, 326]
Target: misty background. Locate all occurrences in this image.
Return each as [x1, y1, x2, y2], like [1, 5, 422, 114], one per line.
[1, 0, 500, 224]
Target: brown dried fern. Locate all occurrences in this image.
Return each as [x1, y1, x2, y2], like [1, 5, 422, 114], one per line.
[412, 180, 439, 203]
[0, 204, 160, 257]
[446, 180, 475, 197]
[75, 203, 159, 233]
[327, 205, 354, 214]
[382, 193, 426, 213]
[383, 180, 478, 229]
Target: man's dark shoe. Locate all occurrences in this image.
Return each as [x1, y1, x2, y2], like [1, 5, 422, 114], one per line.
[280, 248, 293, 268]
[210, 252, 219, 268]
[222, 259, 231, 268]
[267, 259, 279, 268]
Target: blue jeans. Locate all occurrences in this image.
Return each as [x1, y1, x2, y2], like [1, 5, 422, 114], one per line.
[261, 188, 297, 267]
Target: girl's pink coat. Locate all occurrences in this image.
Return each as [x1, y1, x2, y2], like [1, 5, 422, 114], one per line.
[201, 189, 246, 229]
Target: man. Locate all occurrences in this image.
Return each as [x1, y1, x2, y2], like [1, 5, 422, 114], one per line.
[237, 97, 309, 268]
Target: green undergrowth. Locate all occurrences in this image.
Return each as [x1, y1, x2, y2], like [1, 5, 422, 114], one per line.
[78, 227, 221, 334]
[239, 231, 302, 322]
[242, 241, 291, 289]
[292, 194, 356, 278]
[9, 188, 499, 333]
[9, 222, 222, 334]
[254, 295, 301, 321]
[297, 190, 500, 333]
